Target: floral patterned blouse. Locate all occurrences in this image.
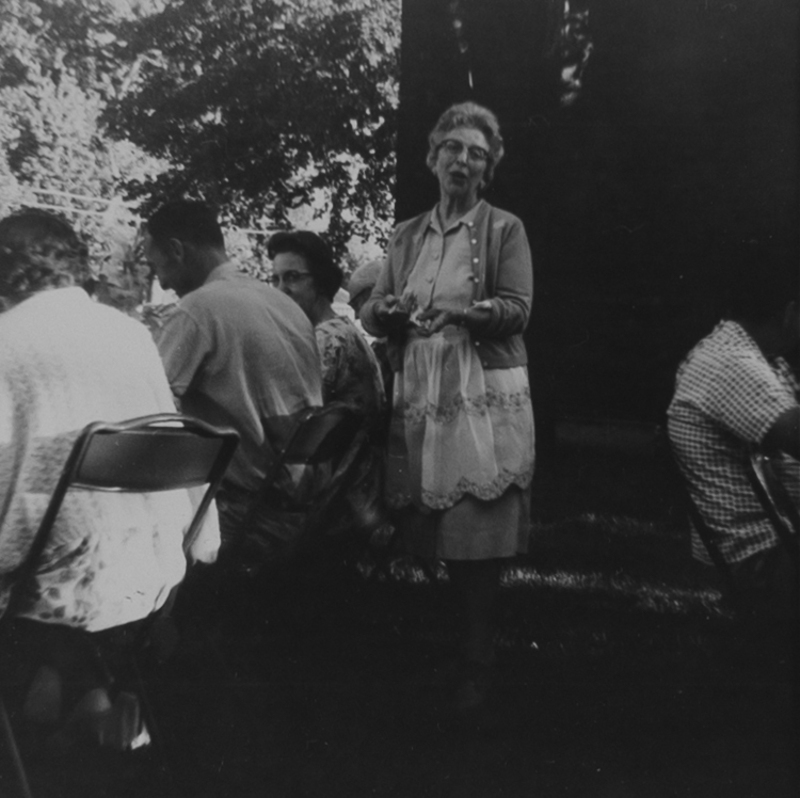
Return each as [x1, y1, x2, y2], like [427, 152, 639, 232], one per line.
[315, 315, 386, 436]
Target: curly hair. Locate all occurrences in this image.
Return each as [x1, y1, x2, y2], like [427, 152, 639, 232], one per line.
[0, 209, 90, 305]
[426, 102, 505, 186]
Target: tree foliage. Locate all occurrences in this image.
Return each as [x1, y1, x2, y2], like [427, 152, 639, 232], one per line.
[0, 0, 166, 306]
[1, 0, 115, 199]
[104, 0, 401, 257]
[0, 0, 126, 94]
[0, 0, 154, 190]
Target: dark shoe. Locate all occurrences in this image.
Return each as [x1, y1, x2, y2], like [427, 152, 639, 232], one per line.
[23, 665, 62, 726]
[98, 692, 151, 752]
[45, 687, 113, 754]
[453, 660, 494, 715]
[46, 689, 150, 753]
[450, 660, 510, 735]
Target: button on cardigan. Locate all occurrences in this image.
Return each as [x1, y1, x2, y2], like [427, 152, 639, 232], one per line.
[361, 200, 533, 371]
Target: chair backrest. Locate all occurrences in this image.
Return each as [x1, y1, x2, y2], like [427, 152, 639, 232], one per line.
[746, 453, 799, 556]
[9, 414, 239, 612]
[681, 490, 740, 594]
[272, 402, 364, 471]
[238, 402, 368, 550]
[668, 443, 741, 598]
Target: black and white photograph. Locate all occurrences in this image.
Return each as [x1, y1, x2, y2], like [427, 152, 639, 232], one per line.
[1, 1, 797, 796]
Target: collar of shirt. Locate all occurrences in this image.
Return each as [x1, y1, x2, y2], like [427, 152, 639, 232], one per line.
[203, 261, 242, 285]
[6, 286, 91, 318]
[713, 320, 791, 370]
[694, 320, 762, 363]
[427, 199, 485, 236]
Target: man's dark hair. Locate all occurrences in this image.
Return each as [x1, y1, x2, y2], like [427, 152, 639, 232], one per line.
[146, 200, 225, 251]
[0, 209, 90, 303]
[722, 236, 799, 324]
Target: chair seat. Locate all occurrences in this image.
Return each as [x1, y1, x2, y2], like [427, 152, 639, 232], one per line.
[1, 414, 239, 794]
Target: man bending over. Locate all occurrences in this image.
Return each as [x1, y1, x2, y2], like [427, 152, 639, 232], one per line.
[144, 200, 323, 558]
[668, 240, 798, 621]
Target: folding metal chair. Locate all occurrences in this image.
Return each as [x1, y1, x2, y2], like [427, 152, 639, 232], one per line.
[0, 413, 238, 796]
[746, 452, 800, 558]
[668, 445, 741, 602]
[680, 486, 741, 600]
[670, 444, 800, 616]
[236, 401, 369, 562]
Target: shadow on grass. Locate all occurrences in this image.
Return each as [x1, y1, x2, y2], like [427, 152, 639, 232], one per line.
[7, 512, 796, 798]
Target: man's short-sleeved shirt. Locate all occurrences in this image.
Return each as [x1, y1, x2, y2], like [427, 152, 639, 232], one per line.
[156, 263, 323, 491]
[667, 320, 799, 564]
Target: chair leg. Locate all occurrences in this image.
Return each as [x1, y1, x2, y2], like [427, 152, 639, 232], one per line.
[1, 695, 34, 798]
[128, 653, 184, 796]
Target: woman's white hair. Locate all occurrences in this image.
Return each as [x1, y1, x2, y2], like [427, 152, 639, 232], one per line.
[426, 102, 505, 186]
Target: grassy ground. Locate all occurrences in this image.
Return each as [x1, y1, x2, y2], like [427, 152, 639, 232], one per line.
[3, 442, 797, 797]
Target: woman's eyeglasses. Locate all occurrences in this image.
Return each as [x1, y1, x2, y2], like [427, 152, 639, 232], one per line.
[269, 270, 314, 287]
[439, 139, 489, 163]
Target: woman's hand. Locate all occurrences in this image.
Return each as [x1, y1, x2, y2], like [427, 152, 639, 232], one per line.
[416, 307, 463, 335]
[416, 302, 492, 336]
[373, 294, 413, 333]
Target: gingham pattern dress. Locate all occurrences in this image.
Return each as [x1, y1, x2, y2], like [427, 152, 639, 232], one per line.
[667, 320, 799, 564]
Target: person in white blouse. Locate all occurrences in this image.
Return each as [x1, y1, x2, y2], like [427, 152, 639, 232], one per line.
[0, 209, 219, 748]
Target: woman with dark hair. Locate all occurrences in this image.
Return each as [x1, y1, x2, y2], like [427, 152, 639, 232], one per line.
[268, 231, 386, 529]
[268, 231, 385, 429]
[360, 102, 535, 714]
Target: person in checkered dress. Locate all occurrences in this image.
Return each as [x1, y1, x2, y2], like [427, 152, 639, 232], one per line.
[668, 244, 798, 620]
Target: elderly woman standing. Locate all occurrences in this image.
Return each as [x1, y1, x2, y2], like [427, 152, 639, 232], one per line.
[360, 102, 535, 713]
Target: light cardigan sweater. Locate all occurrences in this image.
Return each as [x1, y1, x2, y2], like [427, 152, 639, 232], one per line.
[0, 288, 218, 631]
[361, 200, 533, 371]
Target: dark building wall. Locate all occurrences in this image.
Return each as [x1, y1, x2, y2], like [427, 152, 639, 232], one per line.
[397, 0, 798, 429]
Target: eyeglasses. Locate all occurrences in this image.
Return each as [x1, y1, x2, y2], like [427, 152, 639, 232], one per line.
[269, 270, 314, 288]
[439, 139, 489, 163]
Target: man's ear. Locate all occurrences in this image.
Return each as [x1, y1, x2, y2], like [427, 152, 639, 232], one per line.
[166, 237, 185, 261]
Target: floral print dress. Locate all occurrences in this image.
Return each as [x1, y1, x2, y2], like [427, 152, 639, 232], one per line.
[315, 315, 387, 530]
[315, 315, 385, 432]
